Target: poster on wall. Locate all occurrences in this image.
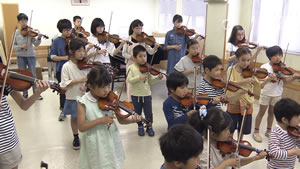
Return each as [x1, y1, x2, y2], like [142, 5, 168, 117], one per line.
[71, 0, 90, 6]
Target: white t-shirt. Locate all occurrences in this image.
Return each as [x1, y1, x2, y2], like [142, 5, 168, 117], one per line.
[226, 42, 238, 53]
[174, 55, 203, 89]
[87, 35, 115, 63]
[260, 62, 283, 97]
[60, 60, 89, 100]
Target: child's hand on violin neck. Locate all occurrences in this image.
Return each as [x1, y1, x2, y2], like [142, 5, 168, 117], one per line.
[223, 158, 239, 168]
[268, 73, 278, 81]
[35, 81, 49, 94]
[140, 74, 147, 81]
[97, 49, 107, 55]
[158, 74, 164, 80]
[245, 77, 256, 84]
[102, 115, 115, 125]
[253, 151, 268, 161]
[130, 115, 142, 123]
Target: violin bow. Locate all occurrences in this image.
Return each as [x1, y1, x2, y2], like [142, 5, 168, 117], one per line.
[106, 11, 113, 50]
[207, 126, 211, 169]
[283, 43, 289, 64]
[25, 10, 33, 51]
[0, 27, 17, 107]
[180, 15, 190, 46]
[193, 67, 197, 110]
[118, 68, 130, 101]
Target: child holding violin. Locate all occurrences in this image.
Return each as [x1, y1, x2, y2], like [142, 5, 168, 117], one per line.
[253, 46, 300, 143]
[86, 18, 125, 64]
[163, 71, 198, 129]
[122, 19, 159, 102]
[174, 39, 203, 92]
[226, 47, 261, 140]
[50, 19, 73, 121]
[14, 13, 43, 99]
[77, 65, 141, 169]
[0, 81, 49, 169]
[60, 38, 90, 150]
[127, 45, 163, 136]
[268, 98, 300, 169]
[189, 107, 267, 169]
[159, 124, 204, 169]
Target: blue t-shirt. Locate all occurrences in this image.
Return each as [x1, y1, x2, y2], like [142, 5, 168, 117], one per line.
[50, 37, 68, 72]
[163, 96, 192, 129]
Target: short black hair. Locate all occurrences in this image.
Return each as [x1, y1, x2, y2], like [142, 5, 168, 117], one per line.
[132, 45, 146, 58]
[57, 19, 72, 33]
[17, 13, 28, 21]
[274, 98, 300, 123]
[91, 18, 105, 36]
[187, 39, 199, 49]
[235, 47, 252, 59]
[173, 14, 183, 23]
[266, 46, 283, 60]
[73, 15, 81, 22]
[203, 55, 222, 72]
[159, 124, 203, 164]
[87, 65, 112, 89]
[228, 25, 245, 45]
[166, 71, 188, 92]
[66, 38, 86, 56]
[189, 107, 232, 137]
[129, 19, 143, 35]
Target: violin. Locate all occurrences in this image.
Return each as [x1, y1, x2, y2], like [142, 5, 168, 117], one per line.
[98, 91, 150, 125]
[211, 78, 255, 96]
[192, 53, 204, 63]
[136, 32, 162, 47]
[75, 26, 90, 38]
[0, 64, 64, 94]
[138, 63, 167, 77]
[77, 57, 102, 70]
[175, 26, 205, 39]
[237, 40, 257, 49]
[97, 31, 132, 45]
[242, 65, 270, 79]
[272, 61, 296, 76]
[180, 93, 212, 107]
[21, 26, 49, 39]
[287, 125, 300, 138]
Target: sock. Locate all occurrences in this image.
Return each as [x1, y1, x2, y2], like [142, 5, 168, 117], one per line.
[254, 128, 259, 133]
[74, 134, 79, 138]
[266, 128, 271, 132]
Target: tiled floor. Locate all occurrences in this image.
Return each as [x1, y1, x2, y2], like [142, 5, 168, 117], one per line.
[8, 73, 299, 169]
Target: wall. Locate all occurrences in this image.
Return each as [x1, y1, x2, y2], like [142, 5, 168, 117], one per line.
[0, 0, 160, 46]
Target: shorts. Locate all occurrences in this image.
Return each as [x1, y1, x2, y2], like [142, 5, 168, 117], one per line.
[259, 94, 281, 106]
[63, 100, 78, 118]
[0, 143, 22, 169]
[228, 112, 252, 135]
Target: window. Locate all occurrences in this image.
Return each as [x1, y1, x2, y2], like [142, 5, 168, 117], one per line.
[251, 0, 300, 53]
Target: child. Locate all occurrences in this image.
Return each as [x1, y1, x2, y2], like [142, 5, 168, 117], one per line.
[163, 71, 197, 129]
[72, 15, 82, 36]
[165, 14, 201, 74]
[13, 13, 43, 99]
[197, 55, 245, 109]
[60, 38, 89, 149]
[268, 98, 300, 169]
[0, 82, 49, 169]
[127, 45, 163, 136]
[189, 107, 267, 169]
[253, 46, 300, 142]
[174, 39, 203, 92]
[86, 18, 125, 63]
[159, 124, 203, 169]
[77, 65, 141, 169]
[50, 19, 72, 121]
[122, 19, 159, 102]
[226, 47, 261, 140]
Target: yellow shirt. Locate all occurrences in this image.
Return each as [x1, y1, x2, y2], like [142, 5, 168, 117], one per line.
[127, 64, 161, 96]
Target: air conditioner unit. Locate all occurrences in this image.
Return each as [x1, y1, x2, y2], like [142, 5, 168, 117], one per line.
[204, 0, 227, 3]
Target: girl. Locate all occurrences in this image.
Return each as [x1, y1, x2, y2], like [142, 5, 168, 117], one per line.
[87, 18, 125, 64]
[174, 39, 203, 92]
[225, 25, 263, 77]
[77, 65, 141, 169]
[226, 47, 261, 141]
[122, 19, 159, 102]
[60, 38, 89, 150]
[189, 107, 267, 169]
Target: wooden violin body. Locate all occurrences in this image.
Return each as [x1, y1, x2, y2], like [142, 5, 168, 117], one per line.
[139, 63, 167, 76]
[21, 26, 49, 39]
[211, 78, 255, 96]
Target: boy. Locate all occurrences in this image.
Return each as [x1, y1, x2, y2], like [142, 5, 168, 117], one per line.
[197, 55, 244, 109]
[253, 46, 300, 143]
[72, 15, 82, 35]
[0, 81, 49, 169]
[14, 13, 43, 99]
[159, 124, 203, 169]
[50, 19, 72, 121]
[163, 71, 197, 129]
[127, 45, 163, 136]
[268, 98, 300, 169]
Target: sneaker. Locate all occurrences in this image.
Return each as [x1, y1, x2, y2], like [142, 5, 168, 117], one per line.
[146, 126, 155, 137]
[58, 111, 66, 121]
[73, 137, 80, 150]
[252, 133, 262, 143]
[265, 131, 271, 138]
[23, 94, 28, 99]
[138, 126, 145, 136]
[38, 96, 43, 100]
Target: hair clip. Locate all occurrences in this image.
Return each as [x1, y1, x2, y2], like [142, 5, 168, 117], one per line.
[199, 105, 207, 120]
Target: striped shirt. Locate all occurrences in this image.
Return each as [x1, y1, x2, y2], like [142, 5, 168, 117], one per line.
[268, 124, 300, 169]
[0, 86, 19, 154]
[197, 79, 224, 108]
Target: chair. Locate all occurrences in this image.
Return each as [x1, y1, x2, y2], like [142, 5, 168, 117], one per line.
[109, 52, 126, 90]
